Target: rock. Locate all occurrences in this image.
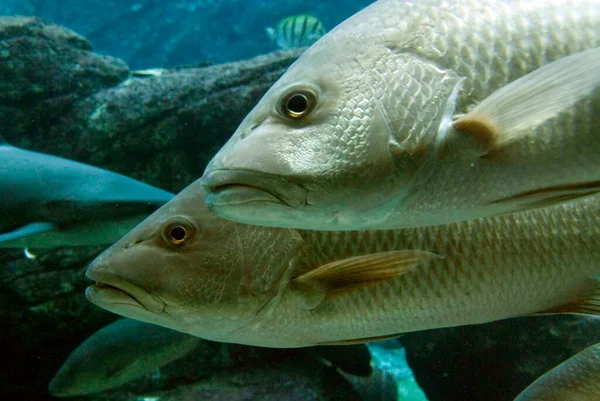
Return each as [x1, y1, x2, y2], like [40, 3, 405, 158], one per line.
[0, 16, 129, 148]
[401, 315, 600, 401]
[84, 359, 361, 401]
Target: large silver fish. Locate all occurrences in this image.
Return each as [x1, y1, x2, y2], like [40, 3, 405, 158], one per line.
[84, 180, 600, 348]
[201, 0, 600, 230]
[514, 342, 600, 401]
[0, 137, 173, 248]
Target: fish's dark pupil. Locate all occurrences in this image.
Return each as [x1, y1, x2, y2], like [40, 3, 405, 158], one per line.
[170, 226, 187, 241]
[287, 94, 308, 113]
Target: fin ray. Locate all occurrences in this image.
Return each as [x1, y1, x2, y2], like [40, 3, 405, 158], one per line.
[290, 250, 441, 309]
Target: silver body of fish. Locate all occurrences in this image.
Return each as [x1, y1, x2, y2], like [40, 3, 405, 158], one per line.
[0, 138, 174, 248]
[514, 342, 600, 401]
[201, 0, 600, 230]
[48, 318, 199, 396]
[84, 180, 600, 348]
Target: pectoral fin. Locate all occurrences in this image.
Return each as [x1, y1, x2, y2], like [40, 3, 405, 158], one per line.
[265, 27, 276, 41]
[490, 181, 600, 212]
[289, 250, 441, 310]
[453, 47, 600, 154]
[0, 222, 56, 244]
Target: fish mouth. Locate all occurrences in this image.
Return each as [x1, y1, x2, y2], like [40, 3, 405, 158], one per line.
[85, 269, 165, 314]
[200, 169, 307, 208]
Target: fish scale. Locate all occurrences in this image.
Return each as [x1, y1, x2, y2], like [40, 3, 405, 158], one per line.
[246, 198, 600, 346]
[200, 0, 600, 231]
[86, 178, 600, 348]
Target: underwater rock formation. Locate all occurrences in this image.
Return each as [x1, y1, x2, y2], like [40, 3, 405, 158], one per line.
[60, 49, 302, 192]
[0, 16, 129, 148]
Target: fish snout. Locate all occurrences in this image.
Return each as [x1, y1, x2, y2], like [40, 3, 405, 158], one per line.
[200, 169, 308, 209]
[85, 260, 165, 314]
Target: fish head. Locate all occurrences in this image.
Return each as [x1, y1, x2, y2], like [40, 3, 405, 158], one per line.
[85, 180, 304, 342]
[201, 13, 443, 230]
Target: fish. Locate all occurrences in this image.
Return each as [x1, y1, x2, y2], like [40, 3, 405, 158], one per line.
[84, 179, 600, 348]
[0, 136, 174, 248]
[48, 318, 200, 397]
[200, 0, 600, 231]
[513, 342, 600, 401]
[48, 318, 372, 397]
[265, 14, 326, 49]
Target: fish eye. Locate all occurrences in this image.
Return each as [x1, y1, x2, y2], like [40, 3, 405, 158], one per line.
[161, 218, 196, 247]
[281, 90, 316, 119]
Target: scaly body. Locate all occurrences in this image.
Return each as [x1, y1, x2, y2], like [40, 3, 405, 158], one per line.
[201, 0, 600, 230]
[85, 180, 600, 347]
[234, 197, 600, 346]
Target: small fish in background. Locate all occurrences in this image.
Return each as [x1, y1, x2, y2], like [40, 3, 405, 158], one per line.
[513, 342, 600, 401]
[84, 180, 600, 348]
[0, 136, 174, 249]
[202, 0, 600, 231]
[48, 317, 373, 397]
[130, 68, 168, 78]
[48, 318, 200, 397]
[265, 14, 326, 49]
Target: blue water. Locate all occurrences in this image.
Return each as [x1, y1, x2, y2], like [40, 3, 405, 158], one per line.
[1, 0, 372, 68]
[368, 341, 430, 401]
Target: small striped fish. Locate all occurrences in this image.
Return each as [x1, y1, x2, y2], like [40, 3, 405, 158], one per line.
[266, 14, 326, 49]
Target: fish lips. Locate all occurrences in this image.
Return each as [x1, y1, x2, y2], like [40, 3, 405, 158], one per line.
[85, 268, 166, 315]
[200, 169, 308, 209]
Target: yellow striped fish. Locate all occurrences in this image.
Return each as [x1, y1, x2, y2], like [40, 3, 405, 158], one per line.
[266, 14, 326, 49]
